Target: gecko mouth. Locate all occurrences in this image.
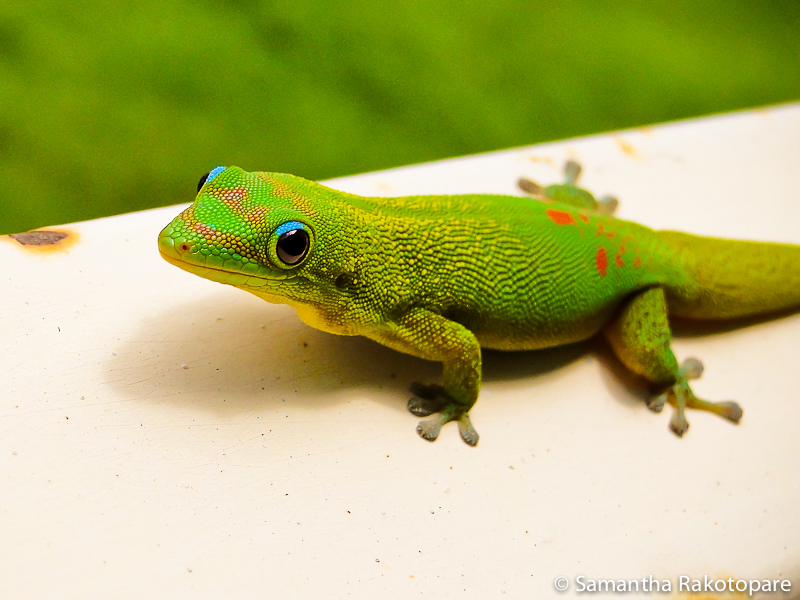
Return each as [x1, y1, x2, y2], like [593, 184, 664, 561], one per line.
[158, 234, 296, 287]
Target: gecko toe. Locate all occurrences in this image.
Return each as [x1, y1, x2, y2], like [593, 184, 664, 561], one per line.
[416, 415, 446, 442]
[563, 160, 582, 184]
[669, 411, 690, 437]
[598, 195, 619, 215]
[717, 401, 743, 424]
[679, 357, 704, 380]
[457, 414, 479, 446]
[517, 177, 544, 197]
[691, 399, 743, 424]
[408, 383, 449, 416]
[646, 391, 668, 413]
[407, 396, 441, 417]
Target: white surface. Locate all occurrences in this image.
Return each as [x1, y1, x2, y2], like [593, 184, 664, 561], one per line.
[2, 104, 800, 599]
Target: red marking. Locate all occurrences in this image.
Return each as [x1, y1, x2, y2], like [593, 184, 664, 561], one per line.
[596, 223, 605, 236]
[193, 223, 215, 238]
[615, 253, 625, 268]
[579, 214, 590, 223]
[606, 231, 615, 238]
[247, 205, 271, 222]
[633, 257, 642, 269]
[219, 186, 248, 211]
[595, 247, 608, 277]
[546, 209, 576, 226]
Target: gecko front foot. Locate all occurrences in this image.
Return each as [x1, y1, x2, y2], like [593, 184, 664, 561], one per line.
[408, 383, 479, 446]
[647, 358, 744, 437]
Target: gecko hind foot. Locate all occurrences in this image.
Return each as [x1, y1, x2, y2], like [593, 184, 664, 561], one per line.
[518, 160, 619, 215]
[409, 383, 479, 446]
[648, 358, 744, 437]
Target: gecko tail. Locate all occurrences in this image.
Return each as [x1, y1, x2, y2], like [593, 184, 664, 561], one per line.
[659, 230, 800, 320]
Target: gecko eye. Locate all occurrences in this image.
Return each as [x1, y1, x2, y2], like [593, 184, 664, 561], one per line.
[197, 172, 211, 192]
[276, 228, 310, 265]
[196, 166, 227, 193]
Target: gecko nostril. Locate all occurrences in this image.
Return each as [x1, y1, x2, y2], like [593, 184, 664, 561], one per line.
[178, 242, 191, 253]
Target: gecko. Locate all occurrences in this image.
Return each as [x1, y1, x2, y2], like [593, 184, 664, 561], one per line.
[158, 161, 800, 446]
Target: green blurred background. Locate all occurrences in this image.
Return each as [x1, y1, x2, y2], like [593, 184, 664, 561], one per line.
[1, 0, 798, 234]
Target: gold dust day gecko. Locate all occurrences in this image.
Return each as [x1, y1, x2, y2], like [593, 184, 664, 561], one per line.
[158, 161, 800, 446]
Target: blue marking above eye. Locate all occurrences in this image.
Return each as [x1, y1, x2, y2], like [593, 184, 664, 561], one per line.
[276, 221, 305, 236]
[197, 166, 228, 194]
[206, 166, 226, 184]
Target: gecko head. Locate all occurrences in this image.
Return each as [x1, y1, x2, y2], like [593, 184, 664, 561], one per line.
[158, 166, 341, 304]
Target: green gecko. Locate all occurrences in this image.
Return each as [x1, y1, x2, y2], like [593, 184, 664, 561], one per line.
[158, 161, 800, 446]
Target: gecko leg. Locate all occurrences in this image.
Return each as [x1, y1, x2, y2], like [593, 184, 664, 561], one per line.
[365, 308, 482, 446]
[604, 287, 743, 437]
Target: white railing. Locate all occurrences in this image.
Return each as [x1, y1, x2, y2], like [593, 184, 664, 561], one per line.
[2, 103, 799, 598]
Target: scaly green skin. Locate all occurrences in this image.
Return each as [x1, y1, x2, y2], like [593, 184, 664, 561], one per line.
[158, 162, 800, 445]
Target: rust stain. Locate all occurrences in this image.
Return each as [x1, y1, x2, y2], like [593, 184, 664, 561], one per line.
[525, 155, 555, 165]
[4, 228, 79, 253]
[614, 136, 639, 158]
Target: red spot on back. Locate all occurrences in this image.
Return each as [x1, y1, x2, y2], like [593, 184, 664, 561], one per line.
[579, 214, 590, 223]
[615, 253, 625, 268]
[633, 257, 642, 269]
[546, 209, 576, 226]
[596, 247, 608, 277]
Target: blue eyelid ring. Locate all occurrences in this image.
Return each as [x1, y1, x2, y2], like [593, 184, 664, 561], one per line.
[205, 166, 226, 184]
[276, 221, 306, 236]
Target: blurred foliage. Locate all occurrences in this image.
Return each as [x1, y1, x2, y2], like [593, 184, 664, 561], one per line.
[0, 0, 798, 233]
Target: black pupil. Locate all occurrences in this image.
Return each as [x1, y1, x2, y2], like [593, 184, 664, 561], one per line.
[197, 172, 210, 193]
[276, 229, 309, 265]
